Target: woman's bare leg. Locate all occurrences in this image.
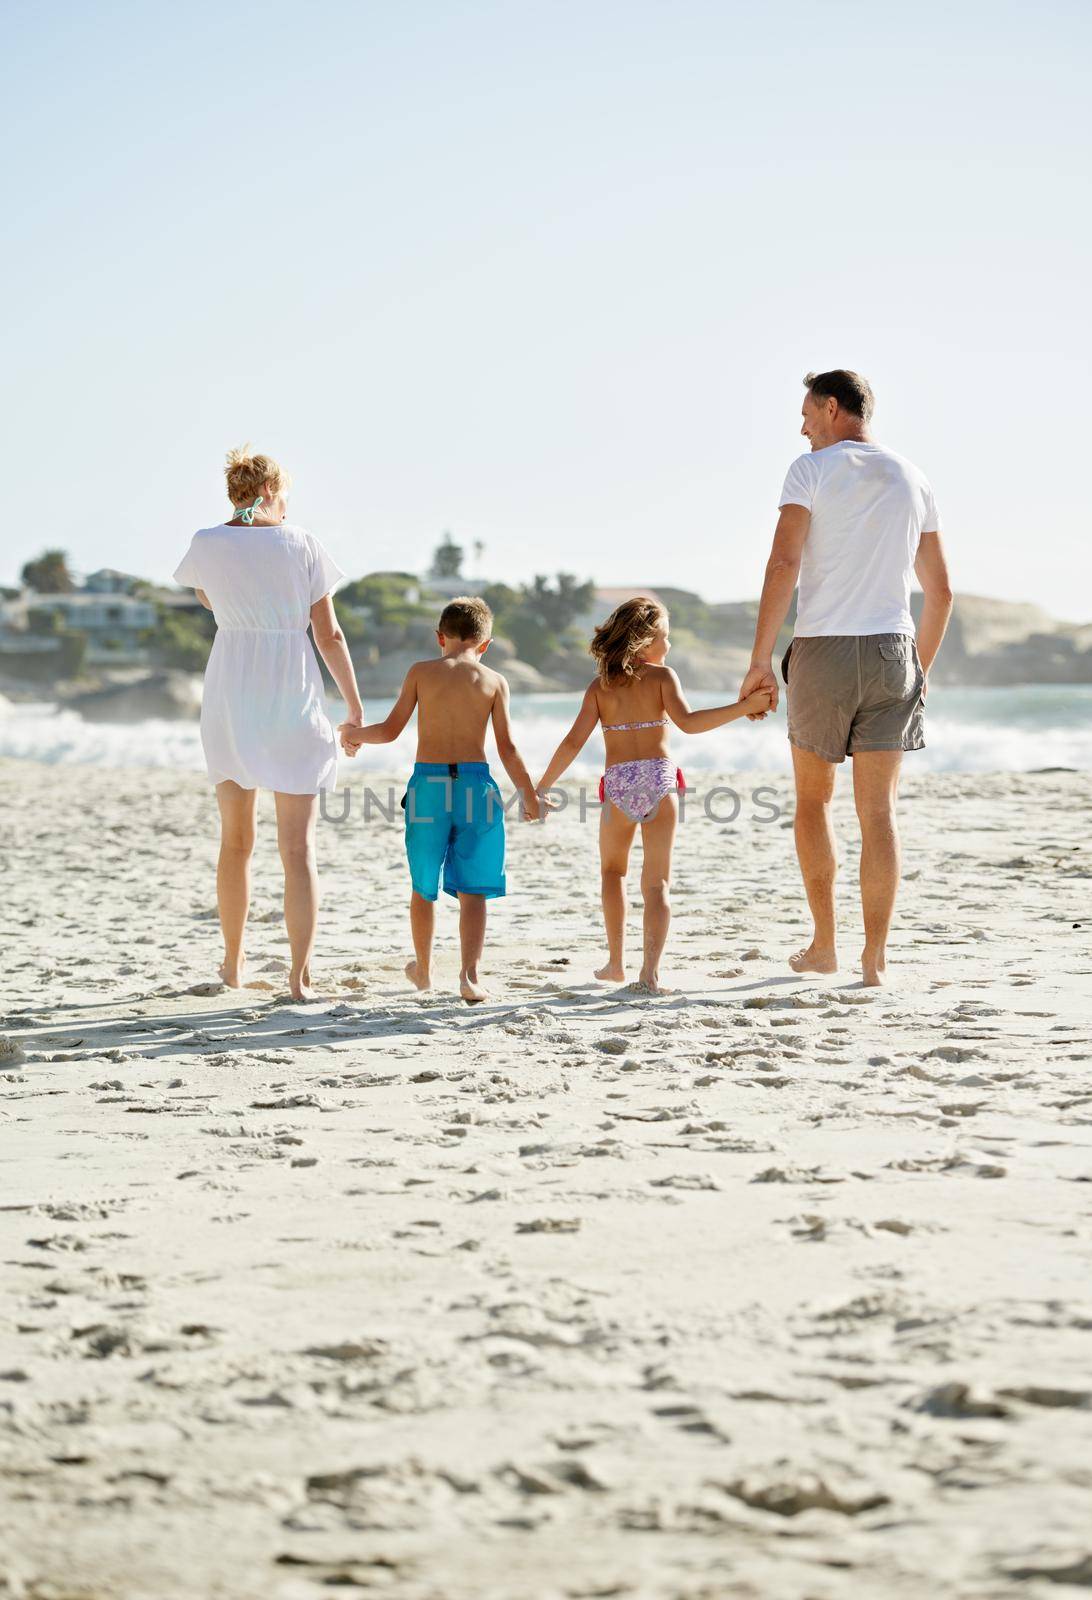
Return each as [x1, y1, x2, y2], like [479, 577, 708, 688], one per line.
[637, 793, 678, 993]
[215, 781, 257, 986]
[274, 791, 320, 1001]
[596, 802, 637, 981]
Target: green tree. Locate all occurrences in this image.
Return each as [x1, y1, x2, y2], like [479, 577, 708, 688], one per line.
[524, 573, 596, 633]
[430, 532, 464, 579]
[22, 549, 74, 594]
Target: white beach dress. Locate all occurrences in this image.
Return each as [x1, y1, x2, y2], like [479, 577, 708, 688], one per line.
[173, 522, 345, 794]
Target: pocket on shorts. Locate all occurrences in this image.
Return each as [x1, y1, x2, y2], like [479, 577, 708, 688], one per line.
[879, 640, 916, 699]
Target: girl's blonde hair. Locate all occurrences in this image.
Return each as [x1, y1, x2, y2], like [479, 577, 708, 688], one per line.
[590, 596, 668, 687]
[225, 444, 289, 507]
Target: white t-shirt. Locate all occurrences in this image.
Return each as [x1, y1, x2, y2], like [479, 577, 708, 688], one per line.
[779, 441, 941, 636]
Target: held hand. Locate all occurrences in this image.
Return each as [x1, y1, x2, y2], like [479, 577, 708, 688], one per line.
[531, 787, 560, 822]
[738, 664, 779, 719]
[743, 687, 774, 717]
[338, 718, 365, 756]
[522, 787, 556, 822]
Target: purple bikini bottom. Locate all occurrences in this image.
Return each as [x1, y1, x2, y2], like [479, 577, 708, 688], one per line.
[599, 758, 686, 822]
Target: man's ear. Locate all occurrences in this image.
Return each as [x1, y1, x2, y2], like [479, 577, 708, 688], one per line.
[476, 636, 491, 657]
[436, 630, 446, 651]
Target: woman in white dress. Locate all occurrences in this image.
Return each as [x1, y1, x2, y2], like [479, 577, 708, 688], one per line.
[173, 447, 363, 1001]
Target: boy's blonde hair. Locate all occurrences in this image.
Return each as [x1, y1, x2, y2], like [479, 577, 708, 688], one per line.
[590, 595, 668, 686]
[438, 596, 493, 642]
[225, 444, 289, 507]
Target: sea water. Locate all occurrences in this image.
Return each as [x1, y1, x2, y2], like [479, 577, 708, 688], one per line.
[2, 686, 1090, 774]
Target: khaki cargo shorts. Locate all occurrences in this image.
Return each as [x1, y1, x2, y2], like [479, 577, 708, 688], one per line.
[786, 633, 925, 765]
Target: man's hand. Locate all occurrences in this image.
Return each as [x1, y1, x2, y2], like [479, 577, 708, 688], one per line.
[738, 662, 779, 718]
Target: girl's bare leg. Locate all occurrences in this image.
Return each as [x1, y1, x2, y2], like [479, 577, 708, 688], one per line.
[597, 802, 637, 981]
[407, 892, 435, 990]
[215, 781, 257, 987]
[274, 791, 320, 1001]
[637, 793, 678, 993]
[458, 892, 488, 1003]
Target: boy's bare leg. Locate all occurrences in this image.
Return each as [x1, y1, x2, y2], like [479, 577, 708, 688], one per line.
[458, 892, 488, 1003]
[852, 749, 903, 986]
[407, 892, 434, 990]
[637, 794, 678, 993]
[597, 803, 637, 980]
[788, 746, 839, 974]
[215, 781, 257, 987]
[275, 792, 321, 1001]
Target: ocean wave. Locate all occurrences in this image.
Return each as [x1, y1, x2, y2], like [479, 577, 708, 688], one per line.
[2, 688, 1090, 775]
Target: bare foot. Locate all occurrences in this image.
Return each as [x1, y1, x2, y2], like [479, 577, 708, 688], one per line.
[289, 973, 322, 1003]
[218, 959, 245, 988]
[405, 959, 432, 991]
[594, 961, 626, 982]
[788, 944, 838, 975]
[460, 974, 488, 1004]
[633, 969, 675, 995]
[861, 948, 887, 987]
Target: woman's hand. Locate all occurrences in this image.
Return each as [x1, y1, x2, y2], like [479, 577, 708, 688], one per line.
[338, 718, 365, 756]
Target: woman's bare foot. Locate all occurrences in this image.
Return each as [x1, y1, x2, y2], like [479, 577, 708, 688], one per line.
[460, 971, 488, 1004]
[218, 958, 245, 988]
[594, 961, 626, 982]
[861, 947, 887, 987]
[788, 944, 838, 975]
[405, 959, 431, 991]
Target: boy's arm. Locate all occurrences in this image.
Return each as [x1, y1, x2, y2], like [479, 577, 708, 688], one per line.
[662, 668, 771, 733]
[339, 667, 417, 754]
[490, 676, 541, 820]
[535, 684, 599, 792]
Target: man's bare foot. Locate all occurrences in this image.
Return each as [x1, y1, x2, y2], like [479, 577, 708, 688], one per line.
[788, 944, 839, 975]
[594, 961, 626, 982]
[218, 958, 245, 988]
[460, 973, 488, 1004]
[861, 948, 887, 987]
[289, 971, 321, 1002]
[405, 959, 431, 991]
[632, 970, 675, 996]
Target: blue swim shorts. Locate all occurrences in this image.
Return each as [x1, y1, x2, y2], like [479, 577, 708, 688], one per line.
[402, 762, 506, 901]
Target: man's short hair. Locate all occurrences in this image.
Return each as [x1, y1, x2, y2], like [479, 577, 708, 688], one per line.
[804, 369, 875, 423]
[437, 595, 493, 642]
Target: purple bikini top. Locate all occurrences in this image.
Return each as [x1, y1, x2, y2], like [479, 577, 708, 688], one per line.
[601, 716, 668, 732]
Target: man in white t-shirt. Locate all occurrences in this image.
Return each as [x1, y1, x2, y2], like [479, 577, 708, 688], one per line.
[738, 370, 953, 986]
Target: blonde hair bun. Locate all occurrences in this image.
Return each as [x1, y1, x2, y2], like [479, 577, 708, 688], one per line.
[224, 444, 289, 507]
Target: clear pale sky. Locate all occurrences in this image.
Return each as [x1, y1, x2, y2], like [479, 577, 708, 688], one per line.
[3, 0, 1090, 617]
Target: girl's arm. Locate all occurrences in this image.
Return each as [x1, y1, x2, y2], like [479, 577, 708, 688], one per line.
[662, 668, 770, 733]
[535, 684, 600, 792]
[310, 595, 364, 723]
[196, 588, 213, 611]
[340, 667, 418, 752]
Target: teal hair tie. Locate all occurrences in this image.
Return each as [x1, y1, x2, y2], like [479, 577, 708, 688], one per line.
[232, 496, 263, 525]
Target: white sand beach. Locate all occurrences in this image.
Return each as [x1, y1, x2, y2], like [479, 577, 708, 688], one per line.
[2, 758, 1091, 1599]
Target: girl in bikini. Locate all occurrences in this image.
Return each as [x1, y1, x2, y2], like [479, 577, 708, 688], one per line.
[534, 596, 772, 992]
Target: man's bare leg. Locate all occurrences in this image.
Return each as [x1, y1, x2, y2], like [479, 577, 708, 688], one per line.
[406, 891, 434, 990]
[789, 746, 839, 974]
[458, 892, 488, 1003]
[215, 781, 257, 987]
[852, 749, 903, 986]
